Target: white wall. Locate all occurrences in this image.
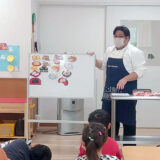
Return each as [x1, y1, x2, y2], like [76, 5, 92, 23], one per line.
[106, 6, 160, 127]
[0, 0, 31, 78]
[38, 5, 105, 120]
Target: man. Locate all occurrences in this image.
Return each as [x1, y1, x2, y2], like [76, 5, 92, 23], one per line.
[89, 26, 145, 137]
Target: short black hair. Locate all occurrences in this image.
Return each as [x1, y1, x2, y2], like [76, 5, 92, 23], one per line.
[113, 25, 130, 39]
[88, 109, 110, 128]
[30, 144, 52, 160]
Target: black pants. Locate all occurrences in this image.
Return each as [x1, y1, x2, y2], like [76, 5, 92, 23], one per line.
[108, 122, 136, 137]
[116, 122, 136, 136]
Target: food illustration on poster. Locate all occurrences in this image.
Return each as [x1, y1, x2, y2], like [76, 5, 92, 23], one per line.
[30, 54, 77, 86]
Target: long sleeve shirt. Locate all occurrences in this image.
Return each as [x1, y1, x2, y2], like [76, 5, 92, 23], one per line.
[101, 43, 145, 78]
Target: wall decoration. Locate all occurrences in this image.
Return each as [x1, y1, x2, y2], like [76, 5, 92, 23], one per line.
[0, 45, 19, 72]
[0, 43, 8, 50]
[148, 53, 155, 60]
[58, 77, 68, 86]
[29, 78, 41, 85]
[62, 70, 72, 78]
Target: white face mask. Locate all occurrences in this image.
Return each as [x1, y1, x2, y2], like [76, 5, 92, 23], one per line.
[114, 38, 125, 48]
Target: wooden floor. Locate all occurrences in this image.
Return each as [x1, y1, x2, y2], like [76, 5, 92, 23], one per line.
[31, 127, 160, 160]
[32, 127, 81, 160]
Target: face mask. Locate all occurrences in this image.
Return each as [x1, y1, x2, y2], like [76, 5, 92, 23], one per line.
[114, 38, 125, 48]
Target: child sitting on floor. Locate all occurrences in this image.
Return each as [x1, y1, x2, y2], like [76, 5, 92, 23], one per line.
[78, 109, 122, 159]
[75, 122, 119, 160]
[0, 139, 52, 160]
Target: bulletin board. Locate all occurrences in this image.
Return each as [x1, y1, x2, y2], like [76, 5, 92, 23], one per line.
[29, 54, 95, 98]
[0, 45, 19, 72]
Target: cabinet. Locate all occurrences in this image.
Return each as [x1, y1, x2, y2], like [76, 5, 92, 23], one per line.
[0, 98, 37, 138]
[0, 78, 37, 139]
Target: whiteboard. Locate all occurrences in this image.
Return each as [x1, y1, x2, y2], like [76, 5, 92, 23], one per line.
[29, 54, 95, 98]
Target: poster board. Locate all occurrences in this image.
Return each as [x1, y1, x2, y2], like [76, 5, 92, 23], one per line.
[29, 54, 95, 98]
[0, 45, 19, 72]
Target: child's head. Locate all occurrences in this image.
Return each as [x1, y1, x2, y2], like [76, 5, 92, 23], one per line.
[82, 122, 107, 160]
[88, 109, 110, 129]
[30, 144, 52, 160]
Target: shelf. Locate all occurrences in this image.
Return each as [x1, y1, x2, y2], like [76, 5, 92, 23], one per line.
[0, 136, 25, 139]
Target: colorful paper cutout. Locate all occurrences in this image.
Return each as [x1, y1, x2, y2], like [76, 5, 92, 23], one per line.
[0, 43, 8, 50]
[62, 70, 72, 78]
[42, 56, 50, 61]
[30, 78, 41, 85]
[30, 70, 41, 77]
[8, 65, 14, 72]
[48, 73, 58, 80]
[31, 65, 38, 71]
[58, 77, 68, 86]
[7, 55, 14, 62]
[39, 65, 48, 72]
[32, 61, 41, 66]
[54, 55, 63, 60]
[43, 61, 50, 66]
[32, 55, 41, 61]
[68, 56, 77, 62]
[53, 59, 60, 64]
[51, 64, 60, 72]
[64, 63, 73, 70]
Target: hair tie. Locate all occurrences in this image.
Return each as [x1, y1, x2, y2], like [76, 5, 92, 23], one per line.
[88, 136, 94, 141]
[98, 131, 102, 136]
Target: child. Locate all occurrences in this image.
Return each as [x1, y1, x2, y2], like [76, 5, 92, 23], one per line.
[1, 139, 52, 160]
[75, 123, 119, 160]
[78, 109, 121, 159]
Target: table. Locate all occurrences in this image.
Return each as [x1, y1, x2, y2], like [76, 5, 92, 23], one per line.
[122, 146, 160, 160]
[110, 94, 160, 144]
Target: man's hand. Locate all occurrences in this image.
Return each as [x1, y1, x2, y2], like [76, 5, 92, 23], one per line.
[116, 78, 127, 90]
[87, 52, 95, 56]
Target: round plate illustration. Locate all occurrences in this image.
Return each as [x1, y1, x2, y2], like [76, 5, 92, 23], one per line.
[68, 56, 77, 62]
[62, 70, 72, 78]
[54, 55, 63, 60]
[52, 64, 60, 72]
[64, 63, 73, 70]
[32, 61, 41, 66]
[58, 77, 68, 86]
[48, 73, 58, 80]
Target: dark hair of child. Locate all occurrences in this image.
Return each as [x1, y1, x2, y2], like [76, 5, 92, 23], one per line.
[82, 122, 107, 160]
[88, 109, 110, 128]
[30, 144, 52, 160]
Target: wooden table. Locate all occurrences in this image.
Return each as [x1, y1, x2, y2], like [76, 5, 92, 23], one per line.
[122, 146, 160, 160]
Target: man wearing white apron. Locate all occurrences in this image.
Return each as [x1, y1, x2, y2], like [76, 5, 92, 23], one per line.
[89, 26, 145, 137]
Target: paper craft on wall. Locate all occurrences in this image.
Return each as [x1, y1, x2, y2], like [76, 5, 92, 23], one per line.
[0, 45, 20, 72]
[29, 53, 95, 98]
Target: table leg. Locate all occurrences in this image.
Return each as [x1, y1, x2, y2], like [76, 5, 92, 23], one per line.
[111, 99, 116, 139]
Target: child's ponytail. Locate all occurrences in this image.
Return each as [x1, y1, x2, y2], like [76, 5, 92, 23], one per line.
[82, 122, 107, 160]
